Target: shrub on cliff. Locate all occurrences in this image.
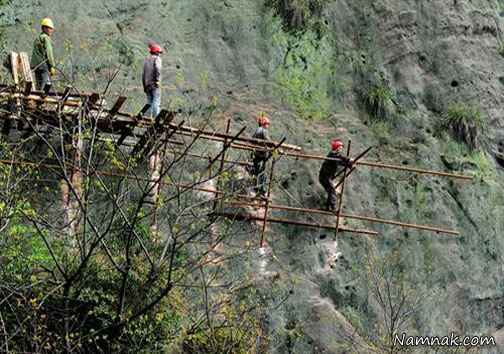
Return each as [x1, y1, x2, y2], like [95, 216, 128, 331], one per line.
[267, 0, 328, 32]
[442, 103, 485, 150]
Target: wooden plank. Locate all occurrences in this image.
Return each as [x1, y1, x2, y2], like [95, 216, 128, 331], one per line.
[108, 96, 127, 117]
[137, 104, 151, 117]
[131, 110, 174, 157]
[10, 52, 19, 85]
[117, 104, 151, 146]
[19, 52, 34, 89]
[89, 93, 101, 106]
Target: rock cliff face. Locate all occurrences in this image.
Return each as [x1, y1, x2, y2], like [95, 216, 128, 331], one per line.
[2, 0, 504, 352]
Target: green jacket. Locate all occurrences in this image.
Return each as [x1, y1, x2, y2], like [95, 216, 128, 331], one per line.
[31, 32, 55, 70]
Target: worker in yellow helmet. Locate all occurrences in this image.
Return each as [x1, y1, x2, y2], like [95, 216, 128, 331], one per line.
[31, 18, 56, 91]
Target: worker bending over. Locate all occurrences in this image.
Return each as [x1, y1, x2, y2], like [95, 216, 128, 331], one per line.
[142, 42, 163, 117]
[31, 18, 56, 91]
[319, 139, 352, 211]
[251, 113, 271, 197]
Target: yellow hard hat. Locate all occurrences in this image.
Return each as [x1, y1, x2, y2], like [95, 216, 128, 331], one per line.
[40, 18, 54, 29]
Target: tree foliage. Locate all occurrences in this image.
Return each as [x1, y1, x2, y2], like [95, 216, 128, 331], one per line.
[0, 80, 270, 352]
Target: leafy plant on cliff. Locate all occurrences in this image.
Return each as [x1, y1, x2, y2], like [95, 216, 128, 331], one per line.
[355, 68, 393, 121]
[365, 83, 393, 119]
[498, 42, 504, 58]
[273, 30, 333, 120]
[442, 103, 485, 150]
[350, 50, 394, 121]
[266, 0, 328, 33]
[466, 151, 495, 182]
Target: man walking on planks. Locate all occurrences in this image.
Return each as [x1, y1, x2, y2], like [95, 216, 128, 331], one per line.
[31, 18, 56, 91]
[251, 113, 271, 197]
[319, 139, 352, 211]
[142, 42, 163, 118]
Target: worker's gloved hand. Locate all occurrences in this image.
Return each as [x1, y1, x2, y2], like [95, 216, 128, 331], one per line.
[50, 67, 56, 76]
[154, 81, 160, 88]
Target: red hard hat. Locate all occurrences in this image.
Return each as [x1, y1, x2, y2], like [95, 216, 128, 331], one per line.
[331, 139, 344, 150]
[149, 43, 163, 54]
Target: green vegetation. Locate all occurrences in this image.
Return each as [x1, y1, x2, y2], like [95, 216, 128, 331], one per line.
[0, 110, 265, 352]
[355, 67, 394, 121]
[441, 139, 496, 182]
[498, 42, 504, 57]
[273, 29, 334, 120]
[363, 83, 393, 120]
[266, 0, 329, 33]
[442, 103, 485, 150]
[466, 151, 495, 182]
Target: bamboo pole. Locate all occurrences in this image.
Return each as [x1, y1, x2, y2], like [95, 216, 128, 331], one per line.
[260, 158, 276, 247]
[1, 158, 459, 236]
[224, 200, 459, 236]
[205, 126, 247, 169]
[214, 211, 378, 236]
[355, 160, 473, 180]
[213, 119, 231, 212]
[0, 158, 267, 203]
[172, 130, 284, 153]
[280, 150, 472, 181]
[335, 140, 351, 239]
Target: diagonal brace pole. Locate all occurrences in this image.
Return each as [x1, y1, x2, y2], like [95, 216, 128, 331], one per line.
[335, 140, 352, 238]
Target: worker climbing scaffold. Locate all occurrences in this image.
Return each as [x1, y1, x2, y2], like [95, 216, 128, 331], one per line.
[319, 139, 353, 211]
[249, 113, 271, 197]
[0, 40, 472, 245]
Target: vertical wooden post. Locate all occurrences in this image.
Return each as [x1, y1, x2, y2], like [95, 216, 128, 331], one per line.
[260, 157, 276, 248]
[70, 112, 84, 243]
[335, 140, 351, 239]
[61, 101, 85, 249]
[149, 145, 164, 240]
[213, 119, 231, 213]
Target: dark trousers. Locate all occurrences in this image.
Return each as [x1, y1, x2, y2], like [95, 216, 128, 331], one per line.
[35, 68, 51, 91]
[319, 175, 341, 210]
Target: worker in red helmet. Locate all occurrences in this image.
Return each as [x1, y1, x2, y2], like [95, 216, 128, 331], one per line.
[319, 139, 352, 211]
[142, 42, 163, 117]
[250, 113, 271, 197]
